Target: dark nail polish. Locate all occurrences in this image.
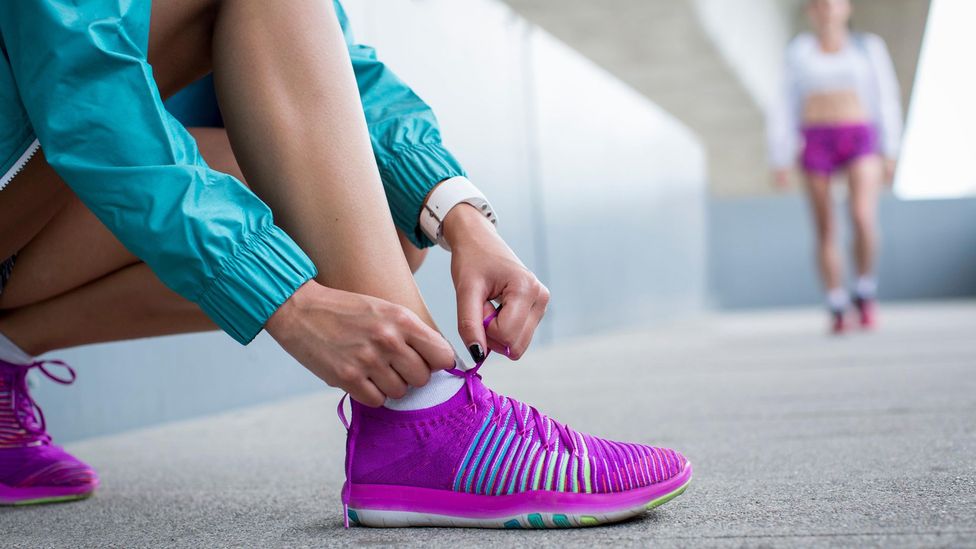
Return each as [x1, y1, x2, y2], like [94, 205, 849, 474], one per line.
[468, 343, 485, 363]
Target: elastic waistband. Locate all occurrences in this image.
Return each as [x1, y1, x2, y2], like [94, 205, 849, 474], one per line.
[801, 122, 874, 132]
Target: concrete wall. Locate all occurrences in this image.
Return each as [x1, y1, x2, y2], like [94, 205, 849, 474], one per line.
[528, 32, 706, 339]
[36, 0, 707, 442]
[709, 194, 976, 309]
[503, 0, 769, 197]
[692, 0, 799, 114]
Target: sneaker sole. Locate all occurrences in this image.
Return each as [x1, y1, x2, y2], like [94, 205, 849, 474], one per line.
[347, 461, 692, 528]
[0, 483, 96, 506]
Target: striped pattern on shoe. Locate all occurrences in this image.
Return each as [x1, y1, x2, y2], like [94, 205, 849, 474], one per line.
[0, 359, 98, 505]
[338, 364, 690, 528]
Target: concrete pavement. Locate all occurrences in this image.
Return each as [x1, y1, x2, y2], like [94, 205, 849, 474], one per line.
[2, 301, 974, 547]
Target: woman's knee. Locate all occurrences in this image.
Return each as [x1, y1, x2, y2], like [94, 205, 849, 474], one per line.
[148, 0, 222, 98]
[815, 222, 836, 244]
[397, 230, 428, 274]
[0, 155, 71, 261]
[810, 205, 835, 242]
[851, 207, 876, 235]
[405, 248, 428, 274]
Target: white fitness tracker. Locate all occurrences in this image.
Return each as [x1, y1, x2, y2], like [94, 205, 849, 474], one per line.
[420, 176, 497, 251]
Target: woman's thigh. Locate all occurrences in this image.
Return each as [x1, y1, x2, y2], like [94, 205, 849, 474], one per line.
[0, 152, 69, 263]
[148, 0, 223, 99]
[0, 152, 131, 310]
[0, 191, 137, 310]
[0, 129, 237, 310]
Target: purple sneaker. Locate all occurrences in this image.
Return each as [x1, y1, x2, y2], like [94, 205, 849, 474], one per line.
[338, 335, 691, 528]
[0, 359, 98, 505]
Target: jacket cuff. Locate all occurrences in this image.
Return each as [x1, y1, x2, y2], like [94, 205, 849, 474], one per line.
[195, 225, 317, 345]
[378, 143, 467, 249]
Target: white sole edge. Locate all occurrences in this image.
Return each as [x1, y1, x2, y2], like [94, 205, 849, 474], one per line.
[348, 479, 691, 528]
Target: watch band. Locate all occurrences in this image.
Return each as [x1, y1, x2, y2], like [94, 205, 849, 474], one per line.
[420, 176, 497, 251]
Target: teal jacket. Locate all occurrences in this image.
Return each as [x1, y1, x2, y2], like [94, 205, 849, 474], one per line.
[0, 1, 466, 344]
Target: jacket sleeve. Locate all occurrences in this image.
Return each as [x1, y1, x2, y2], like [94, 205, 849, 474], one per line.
[767, 37, 803, 170]
[0, 1, 316, 344]
[863, 34, 903, 159]
[334, 1, 467, 249]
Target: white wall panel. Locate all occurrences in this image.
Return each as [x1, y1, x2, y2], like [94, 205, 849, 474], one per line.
[531, 31, 707, 338]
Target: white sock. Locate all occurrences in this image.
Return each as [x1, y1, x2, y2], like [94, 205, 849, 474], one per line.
[0, 332, 33, 365]
[855, 275, 877, 299]
[826, 287, 850, 312]
[384, 354, 465, 411]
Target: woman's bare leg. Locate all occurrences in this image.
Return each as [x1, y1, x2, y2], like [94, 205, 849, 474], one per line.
[191, 128, 429, 274]
[804, 173, 843, 291]
[0, 152, 71, 264]
[0, 264, 215, 356]
[0, 192, 136, 311]
[210, 1, 436, 327]
[847, 155, 883, 278]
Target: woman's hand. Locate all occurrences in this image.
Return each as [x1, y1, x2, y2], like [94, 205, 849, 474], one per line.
[773, 168, 792, 190]
[444, 204, 550, 363]
[264, 280, 456, 407]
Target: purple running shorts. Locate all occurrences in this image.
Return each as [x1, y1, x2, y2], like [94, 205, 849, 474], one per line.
[801, 123, 878, 176]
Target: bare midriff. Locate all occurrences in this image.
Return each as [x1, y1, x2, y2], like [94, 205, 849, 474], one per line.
[802, 90, 868, 125]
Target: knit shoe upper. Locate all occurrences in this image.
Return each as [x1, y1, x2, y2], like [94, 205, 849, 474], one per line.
[348, 375, 687, 497]
[339, 353, 690, 528]
[0, 359, 98, 503]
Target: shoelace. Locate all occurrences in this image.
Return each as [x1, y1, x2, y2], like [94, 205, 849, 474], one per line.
[0, 359, 76, 447]
[336, 309, 573, 527]
[446, 309, 576, 454]
[481, 388, 577, 453]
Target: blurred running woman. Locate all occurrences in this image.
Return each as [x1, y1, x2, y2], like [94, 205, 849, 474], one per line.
[768, 0, 903, 333]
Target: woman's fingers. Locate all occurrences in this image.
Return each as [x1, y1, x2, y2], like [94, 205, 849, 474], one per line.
[485, 334, 509, 357]
[401, 312, 456, 371]
[456, 280, 489, 362]
[391, 343, 433, 388]
[511, 297, 549, 358]
[265, 282, 456, 404]
[368, 361, 410, 401]
[349, 379, 386, 408]
[481, 302, 509, 356]
[488, 280, 550, 360]
[490, 291, 529, 357]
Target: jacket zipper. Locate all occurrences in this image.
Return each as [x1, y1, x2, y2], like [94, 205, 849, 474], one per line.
[0, 138, 40, 192]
